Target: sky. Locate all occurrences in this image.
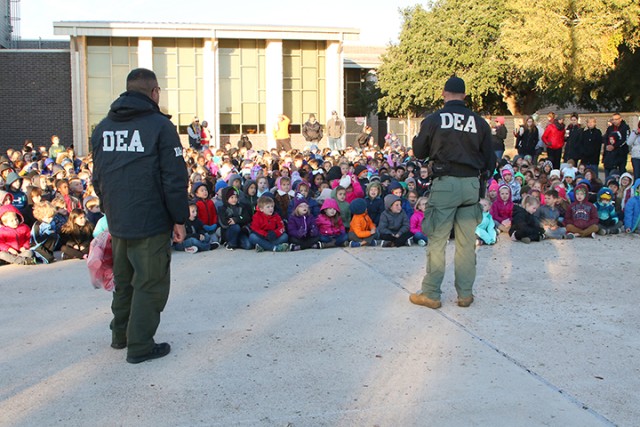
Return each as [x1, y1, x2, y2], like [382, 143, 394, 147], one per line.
[18, 0, 420, 46]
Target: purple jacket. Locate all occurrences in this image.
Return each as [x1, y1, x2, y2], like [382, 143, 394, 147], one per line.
[287, 213, 319, 239]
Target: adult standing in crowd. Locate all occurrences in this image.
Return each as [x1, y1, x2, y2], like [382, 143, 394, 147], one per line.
[542, 112, 565, 169]
[563, 113, 582, 164]
[514, 116, 538, 159]
[410, 76, 495, 309]
[91, 68, 189, 364]
[603, 113, 630, 177]
[302, 114, 323, 146]
[273, 114, 292, 152]
[491, 116, 507, 160]
[578, 117, 602, 172]
[326, 110, 345, 152]
[187, 117, 201, 150]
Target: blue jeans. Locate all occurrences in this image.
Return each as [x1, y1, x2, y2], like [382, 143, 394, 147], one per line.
[223, 224, 251, 249]
[319, 232, 348, 247]
[413, 232, 428, 243]
[249, 232, 289, 251]
[174, 237, 210, 252]
[328, 137, 342, 152]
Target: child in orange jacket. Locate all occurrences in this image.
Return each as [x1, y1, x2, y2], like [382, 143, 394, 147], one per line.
[348, 198, 379, 247]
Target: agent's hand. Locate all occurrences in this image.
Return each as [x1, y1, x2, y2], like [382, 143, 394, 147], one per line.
[173, 224, 186, 243]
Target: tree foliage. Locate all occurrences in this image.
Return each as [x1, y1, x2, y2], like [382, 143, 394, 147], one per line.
[377, 0, 640, 116]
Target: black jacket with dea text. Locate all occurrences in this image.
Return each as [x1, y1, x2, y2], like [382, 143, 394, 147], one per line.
[412, 100, 495, 176]
[91, 91, 189, 240]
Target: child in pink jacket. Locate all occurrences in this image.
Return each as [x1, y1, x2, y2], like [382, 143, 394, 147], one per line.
[410, 196, 428, 246]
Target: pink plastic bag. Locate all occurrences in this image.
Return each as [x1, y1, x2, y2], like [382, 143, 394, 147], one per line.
[87, 231, 115, 292]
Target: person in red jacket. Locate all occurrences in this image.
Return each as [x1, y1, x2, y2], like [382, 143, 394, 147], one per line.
[0, 205, 36, 265]
[249, 195, 289, 252]
[542, 112, 565, 169]
[192, 182, 218, 234]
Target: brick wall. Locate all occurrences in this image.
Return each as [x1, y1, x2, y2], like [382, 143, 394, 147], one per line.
[0, 51, 73, 156]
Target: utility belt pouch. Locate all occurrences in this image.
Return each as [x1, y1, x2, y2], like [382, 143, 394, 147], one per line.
[430, 161, 451, 177]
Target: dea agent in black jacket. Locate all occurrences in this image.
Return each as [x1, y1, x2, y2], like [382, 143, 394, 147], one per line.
[91, 68, 189, 364]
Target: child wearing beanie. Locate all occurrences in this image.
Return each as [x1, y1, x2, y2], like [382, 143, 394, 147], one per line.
[348, 198, 378, 247]
[378, 194, 413, 247]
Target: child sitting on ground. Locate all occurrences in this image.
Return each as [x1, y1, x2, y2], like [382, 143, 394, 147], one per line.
[564, 184, 600, 238]
[535, 189, 573, 239]
[60, 208, 94, 260]
[378, 194, 413, 247]
[410, 196, 429, 246]
[274, 176, 294, 222]
[287, 195, 321, 251]
[174, 203, 216, 254]
[365, 182, 384, 226]
[348, 198, 378, 247]
[30, 201, 59, 263]
[475, 198, 497, 245]
[331, 185, 351, 232]
[594, 188, 621, 235]
[249, 195, 289, 252]
[387, 181, 414, 220]
[218, 187, 251, 250]
[0, 205, 36, 265]
[510, 195, 545, 243]
[316, 198, 348, 248]
[490, 185, 513, 234]
[192, 182, 219, 241]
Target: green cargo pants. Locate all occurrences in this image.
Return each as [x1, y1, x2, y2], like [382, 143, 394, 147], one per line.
[421, 176, 482, 300]
[110, 232, 172, 358]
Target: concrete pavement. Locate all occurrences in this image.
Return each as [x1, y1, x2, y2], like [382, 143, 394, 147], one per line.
[0, 235, 638, 426]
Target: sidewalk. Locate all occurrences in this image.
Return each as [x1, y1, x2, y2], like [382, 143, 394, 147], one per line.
[0, 235, 637, 426]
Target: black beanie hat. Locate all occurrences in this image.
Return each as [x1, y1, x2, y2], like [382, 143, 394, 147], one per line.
[326, 166, 342, 182]
[444, 76, 465, 94]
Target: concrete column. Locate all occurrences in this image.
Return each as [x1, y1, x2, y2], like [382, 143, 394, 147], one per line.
[138, 38, 153, 69]
[203, 38, 217, 148]
[70, 35, 89, 156]
[325, 40, 344, 148]
[265, 40, 283, 150]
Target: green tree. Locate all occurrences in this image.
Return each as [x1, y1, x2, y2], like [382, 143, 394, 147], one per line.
[377, 0, 640, 116]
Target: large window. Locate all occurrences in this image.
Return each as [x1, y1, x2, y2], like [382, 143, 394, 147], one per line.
[153, 38, 204, 134]
[218, 39, 266, 135]
[283, 40, 326, 133]
[86, 37, 138, 132]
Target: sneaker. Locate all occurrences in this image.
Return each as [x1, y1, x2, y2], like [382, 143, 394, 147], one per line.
[184, 246, 198, 254]
[289, 244, 301, 251]
[563, 233, 575, 240]
[406, 238, 413, 247]
[418, 239, 427, 247]
[381, 241, 393, 248]
[348, 241, 361, 248]
[457, 295, 474, 308]
[591, 232, 597, 239]
[126, 343, 171, 364]
[210, 242, 220, 250]
[409, 293, 441, 309]
[315, 242, 324, 249]
[597, 228, 607, 236]
[275, 243, 290, 252]
[520, 237, 531, 244]
[255, 244, 264, 253]
[225, 243, 235, 251]
[370, 239, 377, 246]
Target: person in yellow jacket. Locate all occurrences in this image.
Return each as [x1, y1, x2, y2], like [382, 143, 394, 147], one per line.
[273, 114, 291, 152]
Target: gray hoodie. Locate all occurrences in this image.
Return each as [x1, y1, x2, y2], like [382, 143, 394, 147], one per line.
[378, 194, 410, 235]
